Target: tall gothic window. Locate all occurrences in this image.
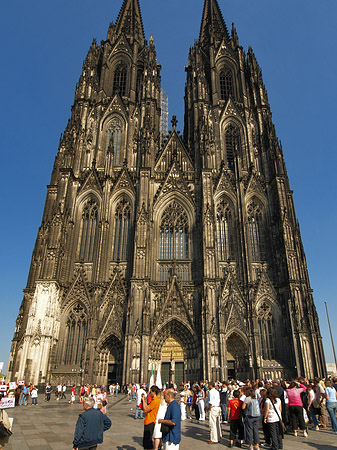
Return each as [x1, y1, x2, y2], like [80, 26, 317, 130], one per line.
[113, 64, 127, 96]
[64, 303, 87, 365]
[220, 68, 233, 100]
[113, 200, 131, 261]
[257, 302, 275, 360]
[160, 202, 189, 259]
[106, 118, 123, 166]
[225, 124, 239, 170]
[79, 198, 98, 261]
[216, 202, 234, 260]
[247, 202, 263, 261]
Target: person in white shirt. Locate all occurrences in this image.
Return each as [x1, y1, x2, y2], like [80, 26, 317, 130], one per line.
[56, 383, 62, 400]
[135, 385, 146, 419]
[263, 388, 283, 450]
[208, 382, 222, 444]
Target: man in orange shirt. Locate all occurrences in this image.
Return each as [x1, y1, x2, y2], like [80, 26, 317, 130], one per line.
[142, 385, 161, 449]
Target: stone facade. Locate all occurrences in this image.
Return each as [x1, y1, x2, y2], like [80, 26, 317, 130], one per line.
[7, 0, 326, 386]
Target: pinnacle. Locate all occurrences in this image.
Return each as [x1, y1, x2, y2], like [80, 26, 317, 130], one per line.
[199, 0, 230, 46]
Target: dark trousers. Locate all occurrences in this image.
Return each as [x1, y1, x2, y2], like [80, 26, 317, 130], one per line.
[193, 403, 200, 420]
[244, 415, 260, 445]
[143, 422, 155, 449]
[289, 405, 306, 430]
[229, 419, 244, 441]
[262, 419, 271, 444]
[267, 422, 283, 450]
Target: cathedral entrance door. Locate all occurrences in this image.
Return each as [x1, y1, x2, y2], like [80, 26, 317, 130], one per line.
[161, 337, 185, 387]
[226, 332, 249, 380]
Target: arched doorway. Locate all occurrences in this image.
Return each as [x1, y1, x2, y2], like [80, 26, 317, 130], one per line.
[161, 337, 184, 387]
[226, 331, 250, 380]
[96, 334, 123, 386]
[150, 319, 200, 385]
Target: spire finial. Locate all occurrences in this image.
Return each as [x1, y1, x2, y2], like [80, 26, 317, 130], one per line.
[171, 115, 178, 129]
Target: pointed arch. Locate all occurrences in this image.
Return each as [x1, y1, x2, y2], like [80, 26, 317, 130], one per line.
[256, 300, 275, 360]
[159, 201, 189, 260]
[113, 198, 132, 261]
[215, 196, 235, 261]
[62, 302, 88, 365]
[106, 117, 123, 166]
[79, 197, 98, 261]
[113, 62, 127, 96]
[225, 123, 239, 170]
[220, 68, 233, 100]
[247, 199, 264, 261]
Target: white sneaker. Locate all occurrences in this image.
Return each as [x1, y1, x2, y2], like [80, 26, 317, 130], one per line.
[304, 431, 308, 437]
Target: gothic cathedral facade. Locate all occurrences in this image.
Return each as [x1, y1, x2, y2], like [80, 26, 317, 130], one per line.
[7, 0, 326, 386]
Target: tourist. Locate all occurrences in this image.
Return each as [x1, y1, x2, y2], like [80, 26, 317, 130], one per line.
[45, 383, 52, 402]
[242, 387, 261, 450]
[158, 388, 181, 450]
[179, 385, 187, 421]
[115, 383, 120, 396]
[135, 385, 146, 419]
[69, 385, 76, 405]
[324, 380, 337, 433]
[56, 383, 62, 400]
[286, 381, 308, 436]
[141, 385, 161, 450]
[20, 384, 29, 406]
[31, 385, 38, 406]
[227, 389, 244, 448]
[263, 387, 283, 450]
[207, 381, 222, 444]
[197, 385, 205, 421]
[307, 384, 320, 430]
[61, 384, 67, 399]
[72, 396, 111, 450]
[153, 390, 168, 450]
[192, 386, 200, 420]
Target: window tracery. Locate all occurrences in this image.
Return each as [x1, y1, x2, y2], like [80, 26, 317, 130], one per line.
[113, 199, 131, 261]
[159, 202, 189, 260]
[216, 201, 234, 261]
[225, 124, 239, 170]
[257, 301, 275, 360]
[113, 64, 127, 96]
[247, 201, 263, 261]
[79, 198, 98, 261]
[64, 303, 87, 365]
[220, 68, 233, 100]
[106, 118, 123, 166]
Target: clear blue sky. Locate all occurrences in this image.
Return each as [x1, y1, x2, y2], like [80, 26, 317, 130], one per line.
[1, 0, 336, 372]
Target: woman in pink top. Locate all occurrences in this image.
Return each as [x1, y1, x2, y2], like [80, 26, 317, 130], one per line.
[286, 382, 308, 437]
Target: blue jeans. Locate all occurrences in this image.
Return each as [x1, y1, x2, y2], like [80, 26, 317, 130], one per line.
[32, 397, 37, 405]
[326, 401, 337, 432]
[309, 405, 319, 426]
[135, 405, 143, 419]
[221, 403, 227, 421]
[20, 393, 27, 405]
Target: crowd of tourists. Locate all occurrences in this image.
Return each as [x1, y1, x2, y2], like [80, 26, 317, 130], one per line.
[127, 376, 337, 450]
[1, 375, 336, 450]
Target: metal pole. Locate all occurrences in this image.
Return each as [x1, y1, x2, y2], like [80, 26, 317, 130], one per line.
[325, 302, 337, 369]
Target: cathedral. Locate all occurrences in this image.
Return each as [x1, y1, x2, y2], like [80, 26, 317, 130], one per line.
[7, 0, 326, 387]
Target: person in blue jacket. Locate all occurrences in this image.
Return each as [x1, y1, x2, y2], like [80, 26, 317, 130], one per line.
[73, 396, 111, 450]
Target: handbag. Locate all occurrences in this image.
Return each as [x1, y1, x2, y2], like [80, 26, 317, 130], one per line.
[102, 400, 107, 406]
[160, 423, 171, 435]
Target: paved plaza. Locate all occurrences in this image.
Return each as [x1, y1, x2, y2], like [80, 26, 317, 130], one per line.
[1, 395, 336, 450]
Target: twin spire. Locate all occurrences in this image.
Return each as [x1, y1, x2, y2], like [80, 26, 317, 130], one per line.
[115, 0, 145, 44]
[114, 0, 229, 47]
[199, 0, 230, 46]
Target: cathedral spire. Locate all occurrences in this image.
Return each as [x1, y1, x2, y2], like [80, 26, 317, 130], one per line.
[199, 0, 230, 47]
[115, 0, 145, 45]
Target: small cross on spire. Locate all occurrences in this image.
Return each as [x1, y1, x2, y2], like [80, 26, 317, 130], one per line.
[171, 115, 178, 129]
